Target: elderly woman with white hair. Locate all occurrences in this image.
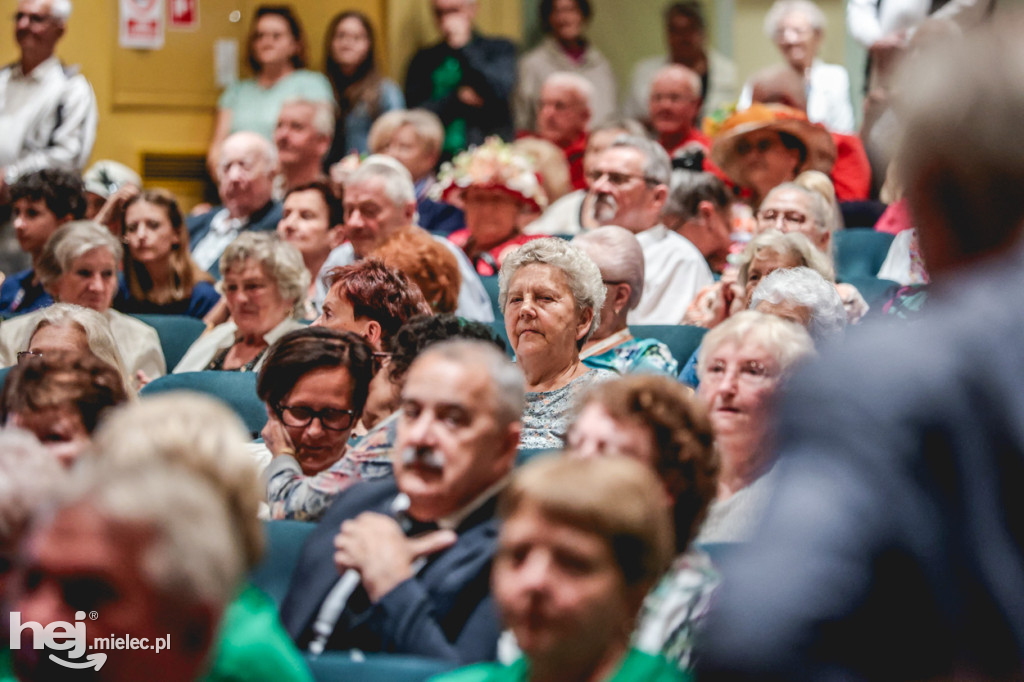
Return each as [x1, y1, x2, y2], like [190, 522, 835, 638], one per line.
[499, 237, 615, 449]
[750, 266, 846, 343]
[738, 0, 854, 133]
[695, 310, 814, 542]
[0, 221, 166, 387]
[572, 226, 678, 376]
[174, 232, 309, 373]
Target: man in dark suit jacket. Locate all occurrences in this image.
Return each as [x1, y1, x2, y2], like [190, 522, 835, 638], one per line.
[696, 19, 1024, 681]
[405, 0, 517, 159]
[187, 131, 282, 279]
[280, 339, 524, 663]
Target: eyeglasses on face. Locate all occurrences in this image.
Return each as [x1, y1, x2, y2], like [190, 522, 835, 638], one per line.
[14, 12, 55, 25]
[16, 350, 43, 363]
[756, 208, 808, 227]
[586, 170, 659, 187]
[276, 404, 357, 431]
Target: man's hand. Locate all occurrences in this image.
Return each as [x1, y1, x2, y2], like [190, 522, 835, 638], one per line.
[457, 86, 484, 108]
[262, 409, 297, 458]
[333, 512, 457, 602]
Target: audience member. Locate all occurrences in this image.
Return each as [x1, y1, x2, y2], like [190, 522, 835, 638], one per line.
[589, 136, 714, 323]
[1, 352, 128, 467]
[573, 226, 679, 376]
[522, 118, 646, 236]
[515, 0, 616, 132]
[279, 340, 524, 662]
[524, 72, 592, 190]
[696, 20, 1024, 679]
[325, 156, 492, 321]
[405, 0, 517, 157]
[371, 228, 461, 314]
[438, 137, 548, 275]
[627, 1, 738, 120]
[17, 303, 132, 393]
[91, 393, 314, 682]
[0, 167, 85, 316]
[323, 10, 404, 161]
[510, 136, 573, 210]
[746, 63, 871, 201]
[266, 314, 503, 521]
[565, 375, 718, 670]
[648, 64, 709, 159]
[754, 181, 833, 252]
[0, 0, 96, 193]
[435, 455, 679, 682]
[499, 238, 613, 448]
[661, 170, 733, 273]
[274, 97, 333, 192]
[174, 232, 307, 373]
[207, 5, 332, 173]
[738, 0, 854, 133]
[190, 131, 283, 278]
[277, 180, 342, 315]
[367, 109, 465, 236]
[258, 327, 374, 481]
[694, 310, 813, 542]
[9, 464, 246, 682]
[313, 259, 431, 353]
[710, 103, 835, 208]
[0, 221, 166, 385]
[117, 188, 221, 317]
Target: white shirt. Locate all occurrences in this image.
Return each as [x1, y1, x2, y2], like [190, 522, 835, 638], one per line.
[737, 60, 855, 134]
[628, 224, 714, 325]
[847, 0, 990, 47]
[173, 316, 306, 373]
[0, 56, 97, 182]
[522, 190, 586, 237]
[191, 209, 245, 271]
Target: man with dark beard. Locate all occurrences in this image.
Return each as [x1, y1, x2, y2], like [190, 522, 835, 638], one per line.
[279, 340, 524, 664]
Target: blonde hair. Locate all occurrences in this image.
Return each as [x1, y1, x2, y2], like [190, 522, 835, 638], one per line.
[697, 310, 815, 380]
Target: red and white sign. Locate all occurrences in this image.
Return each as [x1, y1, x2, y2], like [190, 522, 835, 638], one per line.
[119, 0, 165, 50]
[169, 0, 198, 30]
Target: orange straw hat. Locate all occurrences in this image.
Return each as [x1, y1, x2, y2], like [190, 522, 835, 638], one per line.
[709, 104, 836, 183]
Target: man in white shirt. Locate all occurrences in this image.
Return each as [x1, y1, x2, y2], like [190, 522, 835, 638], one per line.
[587, 135, 713, 324]
[0, 0, 97, 194]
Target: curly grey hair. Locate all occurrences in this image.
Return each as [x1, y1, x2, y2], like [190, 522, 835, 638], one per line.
[749, 266, 846, 342]
[36, 221, 122, 291]
[498, 237, 606, 348]
[217, 232, 310, 317]
[572, 226, 645, 311]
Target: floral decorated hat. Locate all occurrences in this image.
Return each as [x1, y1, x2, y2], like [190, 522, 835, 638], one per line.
[708, 103, 836, 183]
[434, 137, 548, 212]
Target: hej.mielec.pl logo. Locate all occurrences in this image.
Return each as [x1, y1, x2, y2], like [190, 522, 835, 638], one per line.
[9, 610, 107, 671]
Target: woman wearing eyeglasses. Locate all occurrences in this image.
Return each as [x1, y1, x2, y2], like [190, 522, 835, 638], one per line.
[257, 326, 376, 478]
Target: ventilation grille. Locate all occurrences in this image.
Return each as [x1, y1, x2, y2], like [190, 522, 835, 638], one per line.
[141, 153, 209, 181]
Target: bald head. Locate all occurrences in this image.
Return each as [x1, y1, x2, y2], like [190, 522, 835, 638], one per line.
[217, 132, 277, 218]
[649, 64, 703, 141]
[537, 72, 593, 147]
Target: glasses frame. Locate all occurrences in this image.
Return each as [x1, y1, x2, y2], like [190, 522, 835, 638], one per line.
[275, 403, 358, 432]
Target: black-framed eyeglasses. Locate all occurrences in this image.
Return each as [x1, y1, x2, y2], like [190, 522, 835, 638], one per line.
[586, 170, 661, 187]
[16, 350, 43, 363]
[275, 404, 357, 431]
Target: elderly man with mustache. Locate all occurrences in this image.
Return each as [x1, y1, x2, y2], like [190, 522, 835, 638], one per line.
[279, 339, 524, 664]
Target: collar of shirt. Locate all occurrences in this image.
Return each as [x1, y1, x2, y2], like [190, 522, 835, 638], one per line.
[11, 55, 61, 82]
[210, 208, 246, 236]
[436, 474, 510, 531]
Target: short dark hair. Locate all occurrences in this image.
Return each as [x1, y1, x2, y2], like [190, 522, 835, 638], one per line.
[247, 5, 307, 74]
[284, 180, 344, 228]
[539, 0, 592, 33]
[665, 0, 706, 31]
[9, 168, 87, 220]
[323, 260, 432, 351]
[663, 170, 732, 223]
[256, 327, 374, 416]
[387, 313, 505, 386]
[1, 352, 128, 433]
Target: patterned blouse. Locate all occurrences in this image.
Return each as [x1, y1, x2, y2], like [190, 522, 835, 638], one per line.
[581, 330, 679, 377]
[519, 369, 615, 450]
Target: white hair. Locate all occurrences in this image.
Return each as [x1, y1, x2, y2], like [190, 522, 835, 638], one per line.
[749, 266, 846, 342]
[651, 64, 703, 100]
[609, 135, 672, 186]
[219, 131, 278, 179]
[346, 154, 417, 207]
[50, 0, 72, 22]
[573, 226, 645, 310]
[697, 310, 815, 380]
[218, 232, 310, 317]
[91, 393, 263, 570]
[279, 97, 336, 139]
[37, 221, 122, 290]
[764, 0, 826, 38]
[30, 303, 132, 392]
[737, 229, 835, 285]
[543, 71, 595, 112]
[419, 340, 526, 426]
[762, 182, 834, 234]
[498, 237, 606, 348]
